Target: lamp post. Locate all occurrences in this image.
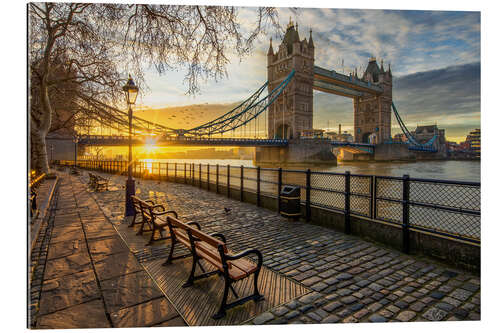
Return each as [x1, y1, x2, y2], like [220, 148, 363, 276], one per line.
[50, 144, 54, 166]
[122, 75, 139, 216]
[72, 135, 79, 167]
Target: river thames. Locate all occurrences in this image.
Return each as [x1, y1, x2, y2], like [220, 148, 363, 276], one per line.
[139, 159, 480, 182]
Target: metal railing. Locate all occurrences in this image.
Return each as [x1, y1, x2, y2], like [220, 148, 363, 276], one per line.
[55, 160, 481, 250]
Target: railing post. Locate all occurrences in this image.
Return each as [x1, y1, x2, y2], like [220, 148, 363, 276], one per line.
[174, 162, 178, 183]
[240, 165, 244, 202]
[278, 167, 282, 214]
[207, 164, 210, 191]
[256, 166, 261, 207]
[370, 176, 375, 219]
[184, 163, 187, 184]
[344, 171, 351, 234]
[227, 164, 230, 198]
[216, 164, 220, 194]
[166, 162, 169, 182]
[402, 174, 410, 254]
[199, 163, 202, 188]
[192, 163, 195, 184]
[306, 169, 311, 222]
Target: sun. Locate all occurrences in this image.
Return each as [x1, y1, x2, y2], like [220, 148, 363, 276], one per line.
[142, 136, 159, 154]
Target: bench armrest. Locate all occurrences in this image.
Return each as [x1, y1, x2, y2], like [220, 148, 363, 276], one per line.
[225, 249, 263, 267]
[156, 210, 178, 218]
[151, 204, 166, 212]
[209, 233, 226, 243]
[186, 222, 201, 230]
[145, 199, 155, 205]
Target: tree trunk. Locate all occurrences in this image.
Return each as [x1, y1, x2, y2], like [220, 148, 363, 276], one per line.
[30, 126, 49, 174]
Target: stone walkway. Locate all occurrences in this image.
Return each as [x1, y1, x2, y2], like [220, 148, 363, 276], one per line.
[30, 173, 185, 329]
[80, 170, 480, 325]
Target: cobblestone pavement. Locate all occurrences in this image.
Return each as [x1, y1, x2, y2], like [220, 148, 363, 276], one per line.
[31, 172, 186, 328]
[80, 170, 481, 325]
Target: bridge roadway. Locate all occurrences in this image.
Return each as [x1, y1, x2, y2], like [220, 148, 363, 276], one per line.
[77, 135, 289, 147]
[77, 135, 375, 153]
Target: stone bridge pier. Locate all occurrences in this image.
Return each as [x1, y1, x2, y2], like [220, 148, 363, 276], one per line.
[254, 139, 337, 165]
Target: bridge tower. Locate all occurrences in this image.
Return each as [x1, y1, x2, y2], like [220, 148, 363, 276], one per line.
[267, 19, 315, 139]
[354, 58, 393, 144]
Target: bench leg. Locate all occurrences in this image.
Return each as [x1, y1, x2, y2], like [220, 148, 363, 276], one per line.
[163, 238, 176, 266]
[182, 254, 198, 288]
[146, 225, 157, 246]
[212, 278, 231, 320]
[253, 268, 264, 301]
[128, 213, 137, 227]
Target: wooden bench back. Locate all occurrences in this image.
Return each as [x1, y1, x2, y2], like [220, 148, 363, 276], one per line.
[130, 195, 144, 214]
[167, 216, 227, 253]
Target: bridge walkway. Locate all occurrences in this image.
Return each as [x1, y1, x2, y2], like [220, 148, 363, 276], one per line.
[69, 170, 480, 324]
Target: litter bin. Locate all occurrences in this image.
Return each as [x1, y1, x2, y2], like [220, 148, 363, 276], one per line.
[280, 185, 301, 218]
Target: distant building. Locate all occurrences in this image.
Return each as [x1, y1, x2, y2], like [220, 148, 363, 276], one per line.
[325, 131, 353, 142]
[301, 129, 325, 138]
[465, 128, 480, 158]
[393, 133, 407, 143]
[446, 141, 460, 152]
[411, 125, 446, 146]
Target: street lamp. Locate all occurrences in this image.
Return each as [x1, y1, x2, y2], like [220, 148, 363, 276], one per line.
[72, 135, 79, 167]
[123, 75, 139, 216]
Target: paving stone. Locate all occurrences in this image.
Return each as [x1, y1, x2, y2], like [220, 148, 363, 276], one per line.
[409, 301, 426, 312]
[38, 270, 100, 315]
[430, 291, 446, 300]
[340, 296, 357, 305]
[298, 292, 322, 304]
[436, 302, 454, 312]
[110, 297, 178, 327]
[369, 314, 387, 322]
[396, 310, 416, 321]
[93, 251, 143, 281]
[311, 282, 328, 292]
[253, 312, 274, 325]
[298, 304, 314, 313]
[271, 306, 289, 317]
[394, 300, 409, 309]
[47, 239, 87, 260]
[87, 236, 129, 262]
[43, 251, 92, 280]
[100, 271, 162, 313]
[285, 300, 300, 310]
[36, 300, 111, 329]
[284, 310, 300, 320]
[321, 314, 340, 323]
[422, 307, 448, 321]
[323, 301, 342, 312]
[449, 289, 473, 301]
[302, 276, 322, 287]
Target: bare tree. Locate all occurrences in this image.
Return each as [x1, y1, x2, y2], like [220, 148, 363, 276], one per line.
[29, 3, 280, 173]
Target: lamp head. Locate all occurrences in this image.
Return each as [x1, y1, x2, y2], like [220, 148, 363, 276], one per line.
[122, 74, 139, 105]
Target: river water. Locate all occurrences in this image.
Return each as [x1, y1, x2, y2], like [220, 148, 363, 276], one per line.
[139, 158, 480, 182]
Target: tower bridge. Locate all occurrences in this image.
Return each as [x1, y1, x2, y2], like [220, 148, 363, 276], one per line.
[57, 19, 444, 164]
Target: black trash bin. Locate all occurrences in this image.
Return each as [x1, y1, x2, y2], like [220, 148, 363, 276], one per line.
[280, 185, 301, 219]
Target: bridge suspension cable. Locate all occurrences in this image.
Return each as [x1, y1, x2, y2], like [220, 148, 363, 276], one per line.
[177, 70, 296, 137]
[391, 102, 438, 150]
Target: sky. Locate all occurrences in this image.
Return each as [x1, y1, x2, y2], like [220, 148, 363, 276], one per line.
[136, 7, 480, 143]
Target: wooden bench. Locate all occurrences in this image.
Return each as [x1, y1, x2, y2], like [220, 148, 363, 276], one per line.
[88, 173, 109, 191]
[164, 215, 264, 319]
[130, 195, 178, 245]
